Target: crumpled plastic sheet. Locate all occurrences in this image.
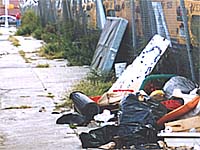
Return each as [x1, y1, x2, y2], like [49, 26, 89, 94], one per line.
[163, 76, 199, 99]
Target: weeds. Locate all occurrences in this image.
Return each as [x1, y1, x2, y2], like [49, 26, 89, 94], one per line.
[58, 70, 114, 108]
[16, 9, 100, 66]
[3, 105, 32, 110]
[8, 36, 20, 47]
[18, 50, 31, 63]
[36, 63, 50, 68]
[46, 92, 55, 98]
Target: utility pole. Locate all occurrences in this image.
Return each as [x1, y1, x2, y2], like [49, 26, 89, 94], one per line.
[4, 0, 9, 28]
[180, 0, 196, 81]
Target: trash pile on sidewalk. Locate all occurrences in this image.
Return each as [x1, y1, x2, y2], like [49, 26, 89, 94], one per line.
[56, 34, 200, 149]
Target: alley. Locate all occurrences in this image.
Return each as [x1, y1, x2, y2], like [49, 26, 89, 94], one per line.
[0, 27, 90, 150]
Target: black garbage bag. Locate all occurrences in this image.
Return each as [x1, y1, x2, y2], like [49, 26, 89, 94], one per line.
[79, 94, 167, 149]
[79, 124, 158, 149]
[56, 112, 86, 126]
[120, 94, 167, 128]
[163, 76, 199, 98]
[116, 123, 158, 148]
[79, 125, 118, 148]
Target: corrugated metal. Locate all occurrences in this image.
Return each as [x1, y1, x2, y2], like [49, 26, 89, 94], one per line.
[152, 2, 172, 46]
[91, 17, 128, 73]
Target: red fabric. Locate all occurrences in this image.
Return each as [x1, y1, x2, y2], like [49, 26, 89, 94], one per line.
[113, 89, 134, 92]
[161, 100, 183, 111]
[157, 96, 200, 125]
[16, 13, 20, 20]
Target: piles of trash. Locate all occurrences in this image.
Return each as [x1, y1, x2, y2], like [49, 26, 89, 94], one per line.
[57, 75, 199, 149]
[56, 35, 200, 149]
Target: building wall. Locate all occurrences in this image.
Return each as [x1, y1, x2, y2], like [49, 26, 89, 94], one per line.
[0, 0, 20, 16]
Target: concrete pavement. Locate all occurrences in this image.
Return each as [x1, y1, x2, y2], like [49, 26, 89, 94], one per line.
[0, 27, 91, 150]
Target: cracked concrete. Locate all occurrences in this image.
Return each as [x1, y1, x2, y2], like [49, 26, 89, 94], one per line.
[0, 27, 91, 150]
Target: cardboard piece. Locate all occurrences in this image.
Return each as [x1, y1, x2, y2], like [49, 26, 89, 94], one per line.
[165, 115, 200, 132]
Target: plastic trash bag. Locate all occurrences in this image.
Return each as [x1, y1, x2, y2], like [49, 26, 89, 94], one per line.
[79, 94, 167, 149]
[79, 124, 158, 149]
[163, 76, 199, 99]
[79, 125, 118, 148]
[120, 94, 167, 128]
[56, 112, 86, 125]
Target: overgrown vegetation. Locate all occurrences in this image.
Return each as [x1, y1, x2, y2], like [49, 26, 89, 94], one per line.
[16, 9, 111, 109]
[57, 70, 114, 108]
[74, 69, 114, 96]
[16, 9, 100, 66]
[16, 9, 41, 36]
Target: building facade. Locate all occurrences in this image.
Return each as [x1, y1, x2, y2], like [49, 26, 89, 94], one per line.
[0, 0, 20, 16]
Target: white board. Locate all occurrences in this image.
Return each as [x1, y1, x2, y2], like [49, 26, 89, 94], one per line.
[109, 34, 170, 93]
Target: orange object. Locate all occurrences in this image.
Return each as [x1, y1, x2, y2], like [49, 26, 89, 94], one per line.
[8, 4, 14, 9]
[157, 96, 200, 125]
[89, 95, 101, 103]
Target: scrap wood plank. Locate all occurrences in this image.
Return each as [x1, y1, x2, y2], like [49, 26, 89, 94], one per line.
[165, 115, 200, 132]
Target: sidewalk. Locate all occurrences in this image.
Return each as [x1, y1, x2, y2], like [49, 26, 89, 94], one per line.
[0, 27, 90, 150]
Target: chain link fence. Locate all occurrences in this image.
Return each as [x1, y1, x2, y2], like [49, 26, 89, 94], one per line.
[20, 0, 199, 83]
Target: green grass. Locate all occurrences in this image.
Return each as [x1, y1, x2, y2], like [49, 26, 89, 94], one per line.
[57, 79, 113, 108]
[18, 50, 31, 63]
[8, 36, 21, 47]
[3, 105, 32, 110]
[36, 63, 50, 68]
[46, 92, 54, 98]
